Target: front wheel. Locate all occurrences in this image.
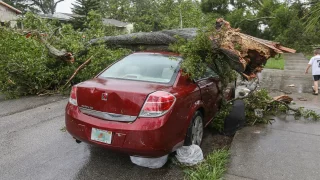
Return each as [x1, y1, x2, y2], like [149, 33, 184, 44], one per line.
[184, 111, 204, 146]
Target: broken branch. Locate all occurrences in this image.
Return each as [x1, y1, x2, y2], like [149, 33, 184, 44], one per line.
[62, 55, 94, 88]
[24, 30, 74, 62]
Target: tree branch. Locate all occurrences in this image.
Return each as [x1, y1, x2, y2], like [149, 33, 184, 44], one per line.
[24, 30, 74, 62]
[54, 0, 64, 7]
[31, 0, 48, 14]
[235, 16, 275, 27]
[52, 0, 64, 13]
[62, 55, 94, 88]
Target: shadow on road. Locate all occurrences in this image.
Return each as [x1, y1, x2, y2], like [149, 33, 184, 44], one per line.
[72, 128, 232, 180]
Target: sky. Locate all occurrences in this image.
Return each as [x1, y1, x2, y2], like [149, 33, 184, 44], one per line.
[56, 0, 76, 13]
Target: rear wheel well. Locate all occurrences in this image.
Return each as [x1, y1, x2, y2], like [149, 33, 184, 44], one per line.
[198, 107, 205, 118]
[184, 110, 204, 146]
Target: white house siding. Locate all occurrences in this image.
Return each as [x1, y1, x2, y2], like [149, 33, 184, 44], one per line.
[0, 4, 19, 27]
[126, 24, 134, 34]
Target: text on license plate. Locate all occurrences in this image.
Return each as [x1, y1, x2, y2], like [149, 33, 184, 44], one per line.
[91, 128, 112, 144]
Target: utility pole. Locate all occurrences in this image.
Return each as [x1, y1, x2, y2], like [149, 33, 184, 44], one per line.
[179, 0, 183, 29]
[179, 7, 183, 29]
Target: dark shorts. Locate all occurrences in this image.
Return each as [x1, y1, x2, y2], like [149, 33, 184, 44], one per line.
[314, 75, 320, 81]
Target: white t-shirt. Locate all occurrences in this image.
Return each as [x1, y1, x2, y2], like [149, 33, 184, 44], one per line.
[308, 55, 320, 75]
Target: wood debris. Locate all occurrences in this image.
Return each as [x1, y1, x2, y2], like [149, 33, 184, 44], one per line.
[214, 18, 295, 80]
[273, 95, 293, 104]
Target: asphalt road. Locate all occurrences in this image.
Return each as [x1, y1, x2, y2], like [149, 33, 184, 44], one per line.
[0, 95, 188, 180]
[0, 94, 234, 180]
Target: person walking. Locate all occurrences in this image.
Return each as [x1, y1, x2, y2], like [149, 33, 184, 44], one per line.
[305, 49, 320, 95]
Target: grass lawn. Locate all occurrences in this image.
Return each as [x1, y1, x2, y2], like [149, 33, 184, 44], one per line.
[306, 55, 312, 60]
[264, 56, 285, 70]
[184, 149, 229, 180]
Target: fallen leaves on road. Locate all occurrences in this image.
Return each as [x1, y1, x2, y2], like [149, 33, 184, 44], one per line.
[297, 97, 308, 101]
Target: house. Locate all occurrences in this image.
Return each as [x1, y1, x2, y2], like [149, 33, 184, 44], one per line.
[0, 1, 22, 28]
[103, 18, 133, 34]
[38, 13, 134, 34]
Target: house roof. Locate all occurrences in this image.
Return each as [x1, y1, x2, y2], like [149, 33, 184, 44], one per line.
[38, 13, 72, 21]
[61, 13, 83, 18]
[38, 13, 131, 27]
[102, 18, 129, 27]
[0, 1, 22, 14]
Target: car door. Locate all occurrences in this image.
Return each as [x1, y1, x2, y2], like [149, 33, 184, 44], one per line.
[195, 67, 220, 123]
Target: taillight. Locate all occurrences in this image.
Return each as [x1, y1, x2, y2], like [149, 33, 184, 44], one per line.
[139, 91, 176, 117]
[69, 86, 77, 106]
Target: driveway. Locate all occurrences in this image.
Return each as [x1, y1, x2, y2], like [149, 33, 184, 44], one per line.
[0, 94, 231, 180]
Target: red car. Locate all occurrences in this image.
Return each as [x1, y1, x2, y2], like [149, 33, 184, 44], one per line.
[66, 51, 232, 157]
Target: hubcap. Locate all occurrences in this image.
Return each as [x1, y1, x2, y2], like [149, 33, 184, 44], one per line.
[191, 116, 203, 145]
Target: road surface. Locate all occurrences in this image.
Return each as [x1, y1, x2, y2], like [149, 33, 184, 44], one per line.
[0, 95, 231, 180]
[0, 95, 185, 180]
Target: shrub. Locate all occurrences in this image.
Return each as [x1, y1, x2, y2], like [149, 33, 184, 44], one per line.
[0, 12, 131, 98]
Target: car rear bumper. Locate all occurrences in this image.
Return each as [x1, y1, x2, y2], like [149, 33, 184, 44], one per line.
[65, 103, 182, 157]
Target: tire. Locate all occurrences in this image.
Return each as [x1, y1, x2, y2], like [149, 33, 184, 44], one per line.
[230, 80, 237, 99]
[184, 111, 204, 146]
[231, 86, 236, 99]
[223, 100, 245, 136]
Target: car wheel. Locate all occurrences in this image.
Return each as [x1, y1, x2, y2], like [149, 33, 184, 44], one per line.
[230, 80, 236, 99]
[184, 111, 204, 146]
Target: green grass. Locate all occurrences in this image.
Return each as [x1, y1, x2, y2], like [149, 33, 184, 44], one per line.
[264, 56, 285, 70]
[306, 55, 312, 60]
[184, 149, 230, 180]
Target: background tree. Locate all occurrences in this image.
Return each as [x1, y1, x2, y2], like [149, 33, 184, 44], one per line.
[129, 0, 162, 32]
[130, 0, 203, 32]
[30, 0, 65, 14]
[305, 1, 320, 33]
[101, 0, 133, 21]
[3, 0, 64, 14]
[200, 0, 229, 15]
[159, 0, 203, 29]
[71, 0, 102, 30]
[72, 0, 101, 16]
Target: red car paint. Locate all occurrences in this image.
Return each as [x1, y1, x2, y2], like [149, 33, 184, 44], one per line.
[65, 52, 229, 157]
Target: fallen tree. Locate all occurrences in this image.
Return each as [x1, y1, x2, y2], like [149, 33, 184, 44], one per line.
[85, 19, 320, 128]
[20, 18, 295, 83]
[88, 18, 295, 80]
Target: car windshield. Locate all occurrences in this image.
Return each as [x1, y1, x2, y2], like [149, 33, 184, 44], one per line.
[99, 53, 181, 83]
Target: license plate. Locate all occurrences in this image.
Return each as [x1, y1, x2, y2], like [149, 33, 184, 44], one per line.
[91, 128, 112, 144]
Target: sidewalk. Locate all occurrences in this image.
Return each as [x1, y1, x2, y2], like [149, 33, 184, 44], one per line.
[226, 114, 320, 180]
[226, 54, 320, 180]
